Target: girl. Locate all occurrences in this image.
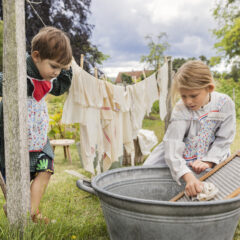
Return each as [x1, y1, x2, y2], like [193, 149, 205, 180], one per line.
[144, 60, 236, 197]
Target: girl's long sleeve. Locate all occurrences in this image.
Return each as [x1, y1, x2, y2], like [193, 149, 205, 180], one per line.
[163, 119, 192, 184]
[203, 98, 236, 164]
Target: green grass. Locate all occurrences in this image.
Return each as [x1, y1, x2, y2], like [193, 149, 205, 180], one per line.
[0, 145, 109, 240]
[0, 116, 239, 239]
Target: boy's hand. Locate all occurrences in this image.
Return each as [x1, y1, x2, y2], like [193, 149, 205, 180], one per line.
[182, 172, 203, 197]
[189, 160, 213, 174]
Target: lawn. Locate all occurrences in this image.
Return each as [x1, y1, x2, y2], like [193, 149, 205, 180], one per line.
[0, 116, 239, 239]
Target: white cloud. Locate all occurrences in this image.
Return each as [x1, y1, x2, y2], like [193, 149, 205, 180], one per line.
[89, 0, 220, 78]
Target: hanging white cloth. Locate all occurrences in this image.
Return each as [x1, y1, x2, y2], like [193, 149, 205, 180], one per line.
[137, 129, 158, 155]
[145, 73, 159, 116]
[79, 107, 103, 174]
[128, 81, 146, 139]
[157, 62, 168, 121]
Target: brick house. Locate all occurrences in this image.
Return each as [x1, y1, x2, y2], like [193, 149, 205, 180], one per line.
[115, 70, 154, 84]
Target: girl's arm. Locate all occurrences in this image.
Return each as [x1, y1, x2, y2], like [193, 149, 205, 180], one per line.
[182, 172, 203, 196]
[164, 114, 204, 196]
[50, 68, 73, 96]
[203, 98, 236, 165]
[163, 119, 192, 184]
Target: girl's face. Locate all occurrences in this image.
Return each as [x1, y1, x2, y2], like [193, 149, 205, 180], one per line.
[179, 85, 214, 111]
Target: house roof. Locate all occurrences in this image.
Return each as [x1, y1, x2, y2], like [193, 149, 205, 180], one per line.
[115, 70, 154, 84]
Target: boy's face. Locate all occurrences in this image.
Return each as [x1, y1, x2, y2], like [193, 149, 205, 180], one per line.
[31, 51, 69, 81]
[179, 85, 214, 111]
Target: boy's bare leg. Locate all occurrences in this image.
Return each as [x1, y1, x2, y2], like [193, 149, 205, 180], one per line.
[30, 171, 51, 216]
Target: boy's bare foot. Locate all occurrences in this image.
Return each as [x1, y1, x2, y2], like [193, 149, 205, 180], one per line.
[32, 211, 50, 224]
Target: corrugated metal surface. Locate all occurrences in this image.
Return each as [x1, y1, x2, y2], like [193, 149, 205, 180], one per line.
[178, 156, 240, 202]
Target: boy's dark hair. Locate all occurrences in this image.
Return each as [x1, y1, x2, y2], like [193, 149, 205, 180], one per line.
[31, 26, 72, 66]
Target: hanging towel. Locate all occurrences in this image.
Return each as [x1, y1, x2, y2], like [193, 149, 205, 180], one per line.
[128, 81, 146, 139]
[157, 62, 168, 121]
[79, 107, 103, 174]
[137, 129, 158, 155]
[145, 73, 159, 116]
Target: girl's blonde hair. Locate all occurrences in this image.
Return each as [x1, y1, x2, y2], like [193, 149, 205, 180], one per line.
[171, 60, 214, 104]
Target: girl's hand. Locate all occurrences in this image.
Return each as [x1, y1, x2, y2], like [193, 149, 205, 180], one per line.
[182, 172, 203, 197]
[189, 160, 213, 174]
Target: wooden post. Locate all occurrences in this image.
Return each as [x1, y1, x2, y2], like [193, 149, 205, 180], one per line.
[164, 56, 173, 131]
[80, 54, 84, 68]
[2, 0, 31, 227]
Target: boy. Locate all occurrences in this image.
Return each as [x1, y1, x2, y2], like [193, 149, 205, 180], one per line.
[0, 26, 73, 223]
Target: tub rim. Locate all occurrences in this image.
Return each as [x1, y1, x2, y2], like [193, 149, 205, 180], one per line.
[91, 165, 240, 207]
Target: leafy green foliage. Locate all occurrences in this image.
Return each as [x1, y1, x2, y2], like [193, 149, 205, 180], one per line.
[216, 77, 240, 117]
[140, 33, 170, 70]
[214, 17, 240, 59]
[121, 73, 133, 85]
[172, 56, 209, 72]
[212, 0, 240, 61]
[0, 0, 108, 72]
[47, 94, 80, 141]
[231, 60, 240, 82]
[151, 100, 159, 114]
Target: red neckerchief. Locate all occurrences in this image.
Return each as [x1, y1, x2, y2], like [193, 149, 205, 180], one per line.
[28, 76, 53, 102]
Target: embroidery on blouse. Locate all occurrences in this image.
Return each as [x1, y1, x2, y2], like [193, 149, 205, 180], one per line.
[183, 96, 227, 163]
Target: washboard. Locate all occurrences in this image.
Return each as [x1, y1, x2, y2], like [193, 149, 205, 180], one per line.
[170, 151, 240, 202]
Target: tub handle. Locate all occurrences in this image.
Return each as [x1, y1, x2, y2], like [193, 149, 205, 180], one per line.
[76, 179, 96, 195]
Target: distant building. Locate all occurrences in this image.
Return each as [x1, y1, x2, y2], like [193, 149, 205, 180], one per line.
[115, 70, 154, 84]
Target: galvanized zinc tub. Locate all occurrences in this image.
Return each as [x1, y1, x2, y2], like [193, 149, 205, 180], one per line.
[77, 166, 240, 240]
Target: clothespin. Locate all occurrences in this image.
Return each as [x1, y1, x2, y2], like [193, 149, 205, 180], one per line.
[94, 67, 98, 79]
[80, 54, 84, 69]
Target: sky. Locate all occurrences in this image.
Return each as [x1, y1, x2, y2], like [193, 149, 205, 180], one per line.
[89, 0, 219, 78]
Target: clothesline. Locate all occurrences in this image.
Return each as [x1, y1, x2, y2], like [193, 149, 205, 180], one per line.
[61, 58, 171, 175]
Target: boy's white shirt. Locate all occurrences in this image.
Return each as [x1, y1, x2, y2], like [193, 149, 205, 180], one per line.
[144, 91, 236, 184]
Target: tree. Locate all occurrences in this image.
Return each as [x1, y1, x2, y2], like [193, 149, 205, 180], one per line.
[172, 57, 209, 73]
[121, 73, 133, 85]
[172, 58, 187, 72]
[212, 0, 240, 80]
[198, 55, 210, 65]
[212, 0, 240, 60]
[140, 33, 170, 70]
[0, 0, 108, 72]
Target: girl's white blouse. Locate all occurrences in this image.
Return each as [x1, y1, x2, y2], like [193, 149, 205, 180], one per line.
[144, 91, 236, 184]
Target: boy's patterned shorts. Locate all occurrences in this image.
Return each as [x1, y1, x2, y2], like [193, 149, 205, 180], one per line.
[30, 153, 54, 181]
[0, 153, 54, 182]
